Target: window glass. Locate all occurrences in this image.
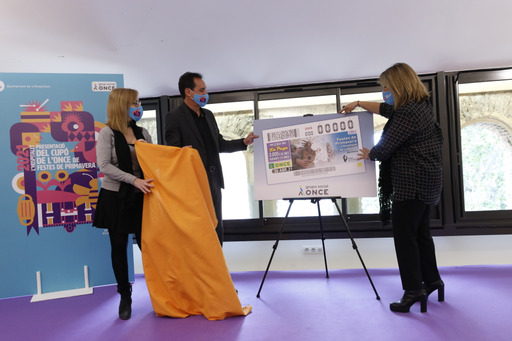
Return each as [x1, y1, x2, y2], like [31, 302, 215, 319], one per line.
[204, 101, 259, 219]
[459, 80, 512, 211]
[259, 95, 336, 119]
[138, 109, 158, 143]
[340, 92, 383, 214]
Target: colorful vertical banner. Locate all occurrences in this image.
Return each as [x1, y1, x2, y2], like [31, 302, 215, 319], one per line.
[0, 73, 131, 299]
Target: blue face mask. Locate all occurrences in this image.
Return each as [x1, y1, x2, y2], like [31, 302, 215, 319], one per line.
[128, 106, 143, 122]
[382, 90, 394, 106]
[192, 92, 209, 107]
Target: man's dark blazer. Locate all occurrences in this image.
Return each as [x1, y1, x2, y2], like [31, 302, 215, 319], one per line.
[164, 103, 246, 189]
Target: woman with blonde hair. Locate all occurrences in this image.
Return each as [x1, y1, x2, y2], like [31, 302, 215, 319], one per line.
[93, 88, 153, 320]
[340, 63, 444, 313]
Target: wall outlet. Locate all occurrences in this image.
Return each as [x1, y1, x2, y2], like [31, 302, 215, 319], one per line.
[303, 246, 323, 254]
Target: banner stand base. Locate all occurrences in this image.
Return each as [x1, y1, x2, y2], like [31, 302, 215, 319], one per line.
[31, 265, 94, 302]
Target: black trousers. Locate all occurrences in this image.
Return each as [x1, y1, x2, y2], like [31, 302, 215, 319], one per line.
[108, 229, 141, 296]
[207, 171, 223, 246]
[391, 199, 441, 291]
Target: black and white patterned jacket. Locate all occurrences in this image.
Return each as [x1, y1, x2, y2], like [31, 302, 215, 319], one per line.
[369, 102, 443, 206]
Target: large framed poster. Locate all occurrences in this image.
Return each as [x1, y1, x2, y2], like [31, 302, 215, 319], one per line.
[253, 113, 377, 200]
[0, 73, 128, 299]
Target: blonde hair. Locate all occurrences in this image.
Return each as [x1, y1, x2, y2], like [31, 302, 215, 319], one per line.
[379, 63, 429, 109]
[106, 88, 138, 133]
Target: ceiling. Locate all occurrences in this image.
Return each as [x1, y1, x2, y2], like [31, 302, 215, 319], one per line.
[2, 0, 511, 98]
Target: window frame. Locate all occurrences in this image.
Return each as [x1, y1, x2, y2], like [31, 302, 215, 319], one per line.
[446, 68, 512, 228]
[146, 69, 512, 242]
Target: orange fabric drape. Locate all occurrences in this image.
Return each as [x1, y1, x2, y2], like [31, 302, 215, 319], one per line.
[135, 141, 251, 320]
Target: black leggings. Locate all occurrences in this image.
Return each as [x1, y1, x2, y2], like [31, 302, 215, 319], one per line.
[108, 230, 141, 296]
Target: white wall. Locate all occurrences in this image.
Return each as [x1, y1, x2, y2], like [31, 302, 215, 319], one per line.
[134, 234, 512, 274]
[4, 1, 512, 98]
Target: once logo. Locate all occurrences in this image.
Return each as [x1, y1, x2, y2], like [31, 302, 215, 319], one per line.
[0, 80, 5, 92]
[92, 81, 117, 92]
[304, 188, 329, 196]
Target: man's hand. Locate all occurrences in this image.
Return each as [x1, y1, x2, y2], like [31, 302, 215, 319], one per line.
[243, 132, 259, 145]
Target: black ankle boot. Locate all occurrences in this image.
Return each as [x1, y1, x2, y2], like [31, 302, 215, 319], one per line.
[117, 284, 132, 320]
[118, 296, 132, 320]
[424, 279, 444, 302]
[390, 289, 427, 313]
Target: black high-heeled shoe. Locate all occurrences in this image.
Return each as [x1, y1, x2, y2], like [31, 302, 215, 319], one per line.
[424, 279, 444, 302]
[390, 289, 427, 313]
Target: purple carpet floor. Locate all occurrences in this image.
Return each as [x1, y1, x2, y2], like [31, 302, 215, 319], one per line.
[1, 265, 511, 341]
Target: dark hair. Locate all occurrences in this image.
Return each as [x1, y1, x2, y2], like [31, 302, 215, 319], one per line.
[178, 72, 203, 98]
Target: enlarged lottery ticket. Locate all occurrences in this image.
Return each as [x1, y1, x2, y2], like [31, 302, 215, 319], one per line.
[263, 116, 366, 185]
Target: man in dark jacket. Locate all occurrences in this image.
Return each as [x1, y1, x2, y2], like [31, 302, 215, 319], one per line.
[165, 72, 258, 245]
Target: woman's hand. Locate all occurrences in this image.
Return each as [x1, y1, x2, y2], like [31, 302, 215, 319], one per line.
[339, 101, 359, 114]
[357, 147, 371, 160]
[133, 178, 154, 194]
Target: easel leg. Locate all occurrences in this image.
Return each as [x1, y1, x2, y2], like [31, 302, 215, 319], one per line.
[313, 199, 329, 278]
[332, 199, 381, 300]
[257, 199, 294, 298]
